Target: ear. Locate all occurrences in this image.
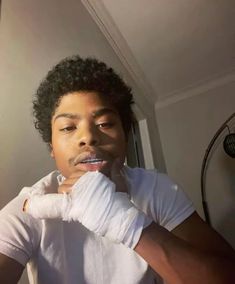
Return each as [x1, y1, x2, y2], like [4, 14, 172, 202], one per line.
[50, 144, 55, 158]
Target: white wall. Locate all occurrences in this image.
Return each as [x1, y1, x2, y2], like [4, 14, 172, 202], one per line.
[155, 79, 235, 248]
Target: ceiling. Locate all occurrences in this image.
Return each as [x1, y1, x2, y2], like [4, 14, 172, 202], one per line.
[83, 0, 235, 107]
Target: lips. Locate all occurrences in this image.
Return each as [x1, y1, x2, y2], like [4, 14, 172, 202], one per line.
[80, 158, 104, 164]
[73, 152, 108, 166]
[72, 151, 112, 172]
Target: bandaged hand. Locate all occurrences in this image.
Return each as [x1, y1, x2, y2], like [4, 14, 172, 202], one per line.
[24, 171, 152, 249]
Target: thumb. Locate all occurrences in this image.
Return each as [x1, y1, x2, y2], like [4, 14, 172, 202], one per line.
[110, 158, 128, 193]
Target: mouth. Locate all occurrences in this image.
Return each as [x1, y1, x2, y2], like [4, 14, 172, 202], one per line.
[80, 158, 104, 164]
[73, 152, 111, 172]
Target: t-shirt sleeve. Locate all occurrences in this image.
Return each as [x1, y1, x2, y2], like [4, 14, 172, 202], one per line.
[0, 194, 41, 266]
[150, 172, 195, 231]
[127, 168, 195, 232]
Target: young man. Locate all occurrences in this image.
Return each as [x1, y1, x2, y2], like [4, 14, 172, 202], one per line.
[0, 56, 234, 284]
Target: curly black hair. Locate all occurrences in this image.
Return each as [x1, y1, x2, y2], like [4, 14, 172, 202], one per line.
[33, 55, 134, 144]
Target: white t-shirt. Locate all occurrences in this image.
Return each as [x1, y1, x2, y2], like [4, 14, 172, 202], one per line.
[0, 167, 195, 284]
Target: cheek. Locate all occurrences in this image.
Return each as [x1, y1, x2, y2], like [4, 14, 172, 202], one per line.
[116, 135, 127, 157]
[51, 138, 70, 161]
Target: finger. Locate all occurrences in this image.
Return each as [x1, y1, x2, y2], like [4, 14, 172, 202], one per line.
[61, 177, 81, 186]
[22, 199, 29, 212]
[59, 171, 87, 192]
[110, 159, 128, 193]
[111, 158, 123, 173]
[68, 170, 87, 179]
[58, 184, 73, 194]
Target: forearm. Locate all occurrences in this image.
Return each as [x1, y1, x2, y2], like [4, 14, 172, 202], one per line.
[0, 253, 24, 284]
[135, 223, 235, 284]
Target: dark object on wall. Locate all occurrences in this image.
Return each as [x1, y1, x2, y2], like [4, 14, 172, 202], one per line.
[201, 112, 235, 226]
[223, 133, 235, 158]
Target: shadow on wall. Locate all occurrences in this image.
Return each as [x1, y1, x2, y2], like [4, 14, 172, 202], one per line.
[206, 146, 235, 249]
[217, 156, 235, 249]
[223, 155, 235, 195]
[217, 208, 235, 250]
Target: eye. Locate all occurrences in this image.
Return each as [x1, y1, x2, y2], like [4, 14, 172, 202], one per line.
[97, 122, 114, 129]
[59, 125, 76, 132]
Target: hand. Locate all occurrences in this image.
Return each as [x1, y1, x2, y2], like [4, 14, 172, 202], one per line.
[24, 171, 151, 248]
[58, 158, 129, 194]
[58, 170, 86, 194]
[64, 171, 150, 248]
[108, 158, 129, 193]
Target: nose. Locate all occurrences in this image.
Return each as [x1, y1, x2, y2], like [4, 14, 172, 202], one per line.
[78, 123, 100, 147]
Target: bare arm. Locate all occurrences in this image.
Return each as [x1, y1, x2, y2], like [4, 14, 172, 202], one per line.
[135, 212, 235, 284]
[0, 253, 24, 284]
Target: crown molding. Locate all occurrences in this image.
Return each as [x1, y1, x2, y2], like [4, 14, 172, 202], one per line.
[81, 0, 157, 106]
[155, 71, 235, 110]
[82, 1, 235, 113]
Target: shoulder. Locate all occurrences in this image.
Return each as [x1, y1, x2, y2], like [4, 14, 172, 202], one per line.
[124, 167, 195, 230]
[124, 166, 177, 197]
[0, 170, 60, 232]
[0, 193, 41, 266]
[19, 170, 60, 195]
[0, 171, 59, 266]
[123, 166, 167, 210]
[123, 166, 157, 187]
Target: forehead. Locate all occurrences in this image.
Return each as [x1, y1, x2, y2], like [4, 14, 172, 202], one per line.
[54, 91, 116, 114]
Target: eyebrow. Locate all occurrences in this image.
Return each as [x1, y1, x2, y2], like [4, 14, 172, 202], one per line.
[92, 108, 117, 118]
[53, 108, 118, 122]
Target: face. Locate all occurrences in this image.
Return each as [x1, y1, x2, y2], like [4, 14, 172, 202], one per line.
[50, 91, 127, 178]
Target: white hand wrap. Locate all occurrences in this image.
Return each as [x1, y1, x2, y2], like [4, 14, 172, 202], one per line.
[26, 193, 69, 219]
[25, 171, 152, 248]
